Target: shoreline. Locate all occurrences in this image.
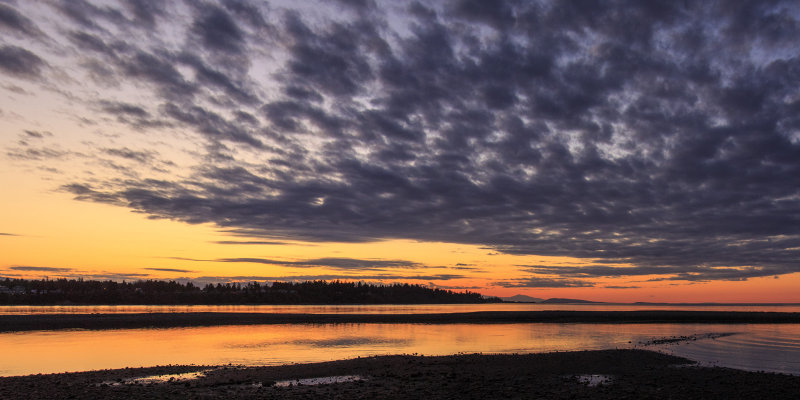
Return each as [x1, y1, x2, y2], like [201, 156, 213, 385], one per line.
[1, 350, 798, 399]
[1, 310, 799, 332]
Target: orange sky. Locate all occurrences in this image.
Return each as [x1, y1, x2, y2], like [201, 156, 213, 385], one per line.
[2, 172, 798, 302]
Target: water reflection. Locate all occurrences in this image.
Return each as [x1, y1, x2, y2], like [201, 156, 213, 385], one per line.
[0, 323, 798, 377]
[99, 370, 211, 386]
[652, 325, 800, 375]
[2, 303, 800, 315]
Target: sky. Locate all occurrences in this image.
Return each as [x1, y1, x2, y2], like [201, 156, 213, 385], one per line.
[1, 0, 800, 303]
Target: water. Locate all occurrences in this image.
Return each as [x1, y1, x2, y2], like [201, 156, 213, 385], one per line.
[2, 303, 800, 315]
[651, 325, 800, 374]
[1, 322, 798, 377]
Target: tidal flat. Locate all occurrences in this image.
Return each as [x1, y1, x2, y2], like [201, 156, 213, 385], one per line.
[1, 350, 798, 399]
[1, 310, 799, 332]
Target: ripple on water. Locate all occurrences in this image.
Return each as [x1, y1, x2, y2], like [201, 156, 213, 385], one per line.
[653, 328, 800, 375]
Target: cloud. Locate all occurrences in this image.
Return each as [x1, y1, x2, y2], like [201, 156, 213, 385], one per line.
[23, 130, 52, 139]
[646, 267, 789, 282]
[99, 101, 150, 118]
[190, 4, 245, 55]
[102, 147, 154, 163]
[433, 285, 485, 290]
[76, 273, 152, 280]
[143, 267, 195, 273]
[185, 273, 465, 283]
[495, 277, 595, 288]
[519, 264, 792, 282]
[8, 266, 73, 272]
[212, 240, 291, 245]
[181, 256, 426, 271]
[5, 0, 800, 283]
[0, 233, 19, 237]
[0, 45, 45, 78]
[451, 265, 481, 271]
[7, 147, 70, 161]
[2, 267, 155, 282]
[0, 3, 41, 37]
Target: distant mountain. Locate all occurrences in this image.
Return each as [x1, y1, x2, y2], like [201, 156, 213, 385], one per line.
[540, 298, 602, 304]
[501, 294, 544, 303]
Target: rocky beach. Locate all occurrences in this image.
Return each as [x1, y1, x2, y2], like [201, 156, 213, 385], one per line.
[1, 349, 798, 399]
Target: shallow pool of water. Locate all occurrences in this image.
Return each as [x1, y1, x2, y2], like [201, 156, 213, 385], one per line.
[0, 323, 797, 376]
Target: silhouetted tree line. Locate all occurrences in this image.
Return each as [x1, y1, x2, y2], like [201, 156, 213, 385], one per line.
[0, 278, 499, 305]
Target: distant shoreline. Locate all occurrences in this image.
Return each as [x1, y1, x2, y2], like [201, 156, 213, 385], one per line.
[1, 310, 798, 332]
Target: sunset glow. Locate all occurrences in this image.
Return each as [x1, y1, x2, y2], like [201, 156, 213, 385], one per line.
[2, 0, 800, 303]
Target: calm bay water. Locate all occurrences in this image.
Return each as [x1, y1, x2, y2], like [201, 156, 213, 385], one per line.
[2, 303, 800, 315]
[0, 322, 798, 377]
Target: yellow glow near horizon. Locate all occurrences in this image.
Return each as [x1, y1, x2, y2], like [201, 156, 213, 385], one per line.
[3, 161, 800, 303]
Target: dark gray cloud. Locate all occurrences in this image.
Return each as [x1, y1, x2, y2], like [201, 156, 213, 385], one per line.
[432, 284, 485, 290]
[102, 147, 154, 163]
[0, 45, 45, 78]
[7, 0, 800, 283]
[0, 3, 41, 37]
[212, 240, 290, 245]
[180, 256, 425, 271]
[7, 147, 69, 161]
[646, 267, 787, 282]
[143, 267, 195, 273]
[77, 272, 151, 280]
[2, 267, 152, 281]
[451, 265, 480, 271]
[186, 273, 464, 283]
[23, 130, 52, 139]
[519, 265, 689, 278]
[122, 0, 167, 28]
[99, 101, 150, 118]
[0, 233, 19, 236]
[519, 264, 790, 282]
[496, 277, 596, 288]
[8, 266, 73, 272]
[190, 4, 245, 55]
[55, 0, 126, 31]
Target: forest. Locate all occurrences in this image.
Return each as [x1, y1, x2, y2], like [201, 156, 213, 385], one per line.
[0, 278, 498, 305]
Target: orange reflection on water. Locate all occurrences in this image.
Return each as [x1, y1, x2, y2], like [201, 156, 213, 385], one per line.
[0, 323, 630, 376]
[2, 323, 799, 377]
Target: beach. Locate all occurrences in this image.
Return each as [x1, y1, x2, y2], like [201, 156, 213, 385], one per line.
[2, 311, 799, 398]
[1, 349, 798, 399]
[1, 310, 798, 332]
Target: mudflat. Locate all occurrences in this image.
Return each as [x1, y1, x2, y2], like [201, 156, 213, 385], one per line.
[1, 310, 799, 332]
[1, 350, 798, 399]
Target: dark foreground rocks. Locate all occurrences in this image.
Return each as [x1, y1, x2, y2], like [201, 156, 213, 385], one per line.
[1, 350, 798, 399]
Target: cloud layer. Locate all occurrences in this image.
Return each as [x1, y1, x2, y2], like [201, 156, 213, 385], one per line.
[3, 0, 800, 283]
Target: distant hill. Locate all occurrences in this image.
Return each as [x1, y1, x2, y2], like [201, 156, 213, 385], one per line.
[540, 298, 602, 304]
[501, 294, 544, 303]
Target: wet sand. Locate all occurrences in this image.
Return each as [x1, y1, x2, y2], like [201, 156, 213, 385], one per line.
[1, 310, 798, 332]
[1, 350, 797, 399]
